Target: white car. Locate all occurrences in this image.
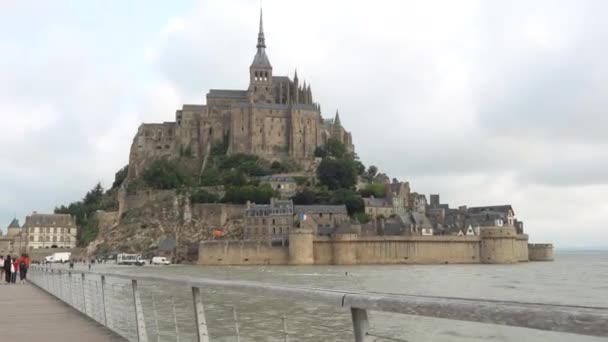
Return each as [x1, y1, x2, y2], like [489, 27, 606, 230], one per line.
[151, 256, 171, 265]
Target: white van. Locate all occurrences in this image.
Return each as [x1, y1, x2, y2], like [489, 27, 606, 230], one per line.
[45, 252, 71, 263]
[116, 253, 145, 266]
[151, 256, 171, 265]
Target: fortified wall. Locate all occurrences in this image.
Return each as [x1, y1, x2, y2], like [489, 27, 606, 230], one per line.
[199, 226, 540, 265]
[528, 243, 554, 261]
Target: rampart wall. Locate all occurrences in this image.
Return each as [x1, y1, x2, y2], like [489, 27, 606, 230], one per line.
[529, 243, 554, 261]
[197, 230, 542, 266]
[198, 241, 288, 265]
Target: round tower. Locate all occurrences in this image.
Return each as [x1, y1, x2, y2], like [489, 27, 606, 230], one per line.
[480, 226, 518, 264]
[332, 233, 358, 265]
[528, 243, 554, 261]
[288, 228, 314, 265]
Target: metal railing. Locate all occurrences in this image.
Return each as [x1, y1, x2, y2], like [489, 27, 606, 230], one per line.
[28, 266, 608, 342]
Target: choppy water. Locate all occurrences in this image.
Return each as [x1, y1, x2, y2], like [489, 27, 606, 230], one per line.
[50, 251, 608, 341]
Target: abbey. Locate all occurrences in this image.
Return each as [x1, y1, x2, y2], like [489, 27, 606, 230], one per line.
[128, 10, 354, 179]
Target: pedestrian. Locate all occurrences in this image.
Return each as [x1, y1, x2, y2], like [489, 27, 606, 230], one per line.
[11, 257, 19, 284]
[18, 253, 30, 284]
[0, 255, 4, 281]
[3, 255, 11, 284]
[69, 259, 74, 270]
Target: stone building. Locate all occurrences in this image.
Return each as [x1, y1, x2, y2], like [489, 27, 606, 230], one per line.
[294, 205, 349, 235]
[408, 192, 427, 213]
[363, 196, 394, 218]
[258, 175, 297, 198]
[127, 10, 354, 181]
[244, 199, 294, 244]
[385, 181, 411, 214]
[21, 212, 78, 250]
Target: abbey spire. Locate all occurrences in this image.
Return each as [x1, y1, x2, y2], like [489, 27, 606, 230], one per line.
[257, 7, 265, 49]
[249, 7, 273, 101]
[250, 8, 272, 69]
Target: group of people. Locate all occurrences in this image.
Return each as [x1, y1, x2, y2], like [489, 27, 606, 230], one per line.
[0, 254, 30, 284]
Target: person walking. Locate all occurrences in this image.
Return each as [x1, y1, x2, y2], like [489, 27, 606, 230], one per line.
[3, 255, 11, 284]
[11, 257, 19, 284]
[18, 253, 30, 284]
[0, 255, 4, 281]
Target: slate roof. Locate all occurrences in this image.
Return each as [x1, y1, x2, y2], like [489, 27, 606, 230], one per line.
[272, 76, 290, 82]
[208, 89, 248, 99]
[251, 50, 272, 68]
[363, 197, 390, 207]
[247, 200, 293, 216]
[294, 205, 347, 215]
[158, 238, 176, 252]
[7, 218, 20, 229]
[22, 213, 76, 227]
[468, 205, 514, 215]
[259, 176, 295, 182]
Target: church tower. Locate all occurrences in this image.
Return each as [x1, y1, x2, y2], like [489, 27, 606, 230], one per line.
[249, 8, 273, 103]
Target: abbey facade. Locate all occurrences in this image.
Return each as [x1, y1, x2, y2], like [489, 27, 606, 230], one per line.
[128, 10, 354, 179]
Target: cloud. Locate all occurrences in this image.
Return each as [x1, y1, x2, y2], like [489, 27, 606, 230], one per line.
[0, 1, 606, 248]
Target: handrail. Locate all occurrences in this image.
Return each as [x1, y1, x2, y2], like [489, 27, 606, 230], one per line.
[30, 266, 608, 339]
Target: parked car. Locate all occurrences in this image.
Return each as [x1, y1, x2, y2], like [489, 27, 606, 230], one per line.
[151, 256, 171, 265]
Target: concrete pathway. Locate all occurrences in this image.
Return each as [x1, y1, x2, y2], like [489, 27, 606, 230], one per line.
[0, 282, 125, 342]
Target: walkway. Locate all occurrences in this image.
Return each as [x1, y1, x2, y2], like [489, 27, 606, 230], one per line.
[0, 282, 125, 342]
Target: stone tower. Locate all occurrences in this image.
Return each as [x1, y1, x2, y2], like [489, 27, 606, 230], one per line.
[248, 8, 273, 103]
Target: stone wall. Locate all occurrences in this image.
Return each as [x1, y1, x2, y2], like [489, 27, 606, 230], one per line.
[198, 241, 288, 265]
[516, 234, 529, 262]
[529, 243, 554, 261]
[191, 203, 245, 228]
[121, 189, 176, 213]
[27, 248, 87, 262]
[198, 234, 541, 266]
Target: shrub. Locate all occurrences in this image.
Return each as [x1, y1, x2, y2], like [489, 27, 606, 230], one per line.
[142, 159, 190, 189]
[112, 165, 128, 189]
[222, 184, 277, 204]
[330, 189, 365, 216]
[200, 168, 222, 186]
[317, 158, 358, 190]
[191, 189, 220, 204]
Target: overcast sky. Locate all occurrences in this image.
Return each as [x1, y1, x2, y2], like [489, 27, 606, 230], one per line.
[1, 0, 606, 249]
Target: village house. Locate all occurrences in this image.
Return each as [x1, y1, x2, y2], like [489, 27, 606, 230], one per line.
[294, 204, 349, 236]
[21, 212, 78, 249]
[244, 199, 294, 245]
[258, 175, 297, 198]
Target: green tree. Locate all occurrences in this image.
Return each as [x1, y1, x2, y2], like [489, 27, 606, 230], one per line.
[199, 168, 222, 186]
[142, 159, 189, 189]
[292, 188, 317, 205]
[325, 139, 347, 158]
[314, 146, 327, 158]
[222, 184, 277, 204]
[317, 158, 358, 190]
[330, 189, 365, 216]
[191, 189, 220, 203]
[112, 165, 128, 189]
[367, 165, 378, 181]
[83, 183, 104, 206]
[359, 183, 386, 198]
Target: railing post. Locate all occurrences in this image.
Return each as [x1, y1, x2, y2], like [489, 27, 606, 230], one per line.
[191, 287, 210, 342]
[151, 295, 160, 342]
[171, 296, 180, 342]
[68, 272, 74, 308]
[232, 306, 241, 342]
[100, 275, 108, 326]
[350, 308, 371, 342]
[132, 279, 148, 342]
[81, 273, 87, 314]
[282, 316, 289, 342]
